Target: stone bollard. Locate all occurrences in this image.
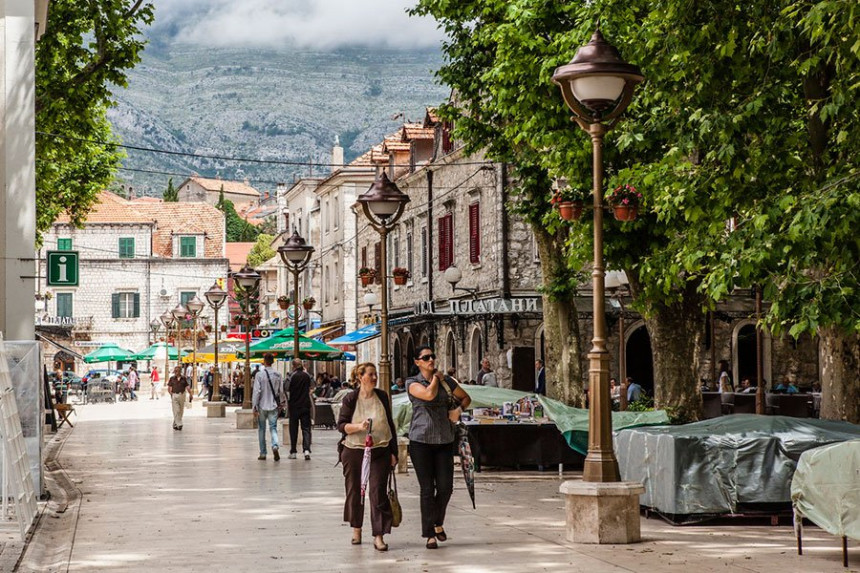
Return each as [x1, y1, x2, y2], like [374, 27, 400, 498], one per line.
[235, 408, 256, 429]
[204, 401, 226, 418]
[397, 437, 409, 474]
[558, 479, 644, 544]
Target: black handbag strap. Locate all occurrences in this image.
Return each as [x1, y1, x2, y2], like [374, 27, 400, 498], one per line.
[389, 470, 398, 493]
[264, 369, 279, 403]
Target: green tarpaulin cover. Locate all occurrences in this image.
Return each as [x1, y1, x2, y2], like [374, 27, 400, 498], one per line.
[391, 385, 669, 451]
[791, 439, 860, 541]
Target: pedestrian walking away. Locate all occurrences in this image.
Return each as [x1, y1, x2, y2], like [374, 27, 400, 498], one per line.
[167, 366, 192, 430]
[149, 365, 161, 400]
[253, 353, 285, 461]
[287, 358, 313, 459]
[126, 365, 139, 401]
[337, 362, 398, 552]
[406, 345, 471, 549]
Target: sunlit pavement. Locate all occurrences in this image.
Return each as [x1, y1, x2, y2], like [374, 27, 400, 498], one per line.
[19, 385, 858, 572]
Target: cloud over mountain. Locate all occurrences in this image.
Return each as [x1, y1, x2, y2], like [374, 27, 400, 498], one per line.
[151, 0, 443, 50]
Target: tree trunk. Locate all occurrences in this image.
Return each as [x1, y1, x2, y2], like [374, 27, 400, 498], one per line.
[534, 225, 585, 407]
[628, 272, 705, 422]
[818, 327, 860, 424]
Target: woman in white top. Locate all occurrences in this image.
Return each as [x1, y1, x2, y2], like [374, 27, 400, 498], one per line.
[336, 363, 399, 552]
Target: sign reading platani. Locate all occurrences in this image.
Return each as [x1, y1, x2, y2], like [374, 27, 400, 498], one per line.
[46, 251, 79, 286]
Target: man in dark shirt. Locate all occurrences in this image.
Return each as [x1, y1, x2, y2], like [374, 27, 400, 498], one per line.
[167, 366, 192, 431]
[287, 359, 313, 460]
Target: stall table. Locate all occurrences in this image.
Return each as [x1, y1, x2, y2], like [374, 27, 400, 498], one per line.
[465, 420, 584, 472]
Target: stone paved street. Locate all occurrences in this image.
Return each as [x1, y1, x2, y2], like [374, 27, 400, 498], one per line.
[13, 391, 858, 572]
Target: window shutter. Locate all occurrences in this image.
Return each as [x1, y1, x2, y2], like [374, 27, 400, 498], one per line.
[361, 246, 367, 269]
[421, 227, 428, 276]
[438, 216, 446, 271]
[469, 203, 480, 264]
[111, 293, 120, 318]
[438, 213, 453, 270]
[374, 242, 381, 284]
[133, 292, 140, 318]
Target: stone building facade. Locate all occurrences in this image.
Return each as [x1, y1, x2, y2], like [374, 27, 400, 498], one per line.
[177, 176, 261, 211]
[37, 192, 230, 372]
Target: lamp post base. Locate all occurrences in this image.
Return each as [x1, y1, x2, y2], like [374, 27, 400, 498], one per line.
[559, 480, 644, 544]
[235, 408, 256, 429]
[204, 401, 226, 418]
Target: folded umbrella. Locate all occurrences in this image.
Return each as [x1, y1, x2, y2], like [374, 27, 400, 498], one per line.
[455, 421, 477, 509]
[360, 418, 373, 505]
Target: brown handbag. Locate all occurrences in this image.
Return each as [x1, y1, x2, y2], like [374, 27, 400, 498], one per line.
[388, 472, 402, 527]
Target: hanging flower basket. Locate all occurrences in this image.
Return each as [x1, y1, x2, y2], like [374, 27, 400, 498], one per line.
[606, 184, 642, 222]
[358, 267, 377, 287]
[559, 201, 584, 221]
[277, 296, 290, 310]
[392, 267, 410, 286]
[612, 205, 638, 221]
[302, 297, 316, 310]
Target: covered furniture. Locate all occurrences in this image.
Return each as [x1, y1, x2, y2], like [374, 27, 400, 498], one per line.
[465, 421, 584, 471]
[791, 439, 860, 568]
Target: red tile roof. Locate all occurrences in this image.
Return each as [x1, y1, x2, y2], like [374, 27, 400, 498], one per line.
[225, 242, 255, 271]
[182, 176, 261, 197]
[401, 123, 435, 141]
[130, 200, 226, 258]
[54, 192, 154, 225]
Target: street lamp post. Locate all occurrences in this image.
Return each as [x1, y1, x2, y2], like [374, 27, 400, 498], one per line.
[356, 172, 410, 399]
[233, 265, 261, 412]
[186, 295, 205, 394]
[150, 319, 161, 345]
[552, 30, 643, 483]
[160, 310, 175, 381]
[277, 230, 315, 360]
[205, 282, 228, 403]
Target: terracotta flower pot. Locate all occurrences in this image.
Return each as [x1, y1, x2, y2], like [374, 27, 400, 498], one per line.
[559, 201, 584, 221]
[393, 275, 407, 286]
[360, 275, 372, 287]
[612, 205, 638, 221]
[302, 301, 314, 310]
[277, 300, 289, 310]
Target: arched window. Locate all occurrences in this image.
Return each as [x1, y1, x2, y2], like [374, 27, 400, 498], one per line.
[446, 330, 457, 375]
[469, 327, 483, 381]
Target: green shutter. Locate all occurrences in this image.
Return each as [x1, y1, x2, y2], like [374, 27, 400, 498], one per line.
[133, 292, 140, 318]
[119, 237, 135, 258]
[56, 293, 73, 318]
[112, 293, 120, 318]
[58, 238, 72, 251]
[180, 236, 196, 257]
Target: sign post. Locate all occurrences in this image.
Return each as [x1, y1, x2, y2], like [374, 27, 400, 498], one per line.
[46, 251, 79, 287]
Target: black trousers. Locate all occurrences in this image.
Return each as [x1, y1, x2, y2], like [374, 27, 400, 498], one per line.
[409, 440, 455, 538]
[288, 409, 312, 453]
[341, 447, 392, 536]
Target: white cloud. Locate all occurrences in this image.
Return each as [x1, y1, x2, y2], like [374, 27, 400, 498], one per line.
[152, 0, 444, 49]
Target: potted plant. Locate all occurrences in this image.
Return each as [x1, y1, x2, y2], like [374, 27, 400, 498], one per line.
[277, 295, 291, 310]
[392, 267, 411, 285]
[551, 187, 586, 221]
[606, 183, 643, 221]
[302, 296, 316, 310]
[358, 267, 377, 287]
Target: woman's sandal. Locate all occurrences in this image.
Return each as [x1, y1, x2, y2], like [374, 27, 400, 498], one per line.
[351, 531, 362, 545]
[373, 539, 389, 552]
[426, 537, 438, 549]
[434, 527, 447, 542]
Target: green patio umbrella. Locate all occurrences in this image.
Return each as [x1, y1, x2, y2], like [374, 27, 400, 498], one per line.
[238, 328, 353, 361]
[83, 343, 134, 364]
[131, 342, 182, 361]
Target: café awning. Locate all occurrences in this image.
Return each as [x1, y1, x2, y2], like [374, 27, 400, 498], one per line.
[326, 324, 380, 347]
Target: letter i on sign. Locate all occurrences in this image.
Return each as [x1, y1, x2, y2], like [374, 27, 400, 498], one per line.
[57, 256, 68, 283]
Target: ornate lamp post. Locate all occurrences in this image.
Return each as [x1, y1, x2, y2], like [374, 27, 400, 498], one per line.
[205, 281, 228, 402]
[159, 310, 175, 380]
[186, 295, 205, 393]
[552, 30, 643, 483]
[233, 264, 261, 411]
[149, 318, 161, 345]
[277, 230, 315, 360]
[356, 172, 410, 399]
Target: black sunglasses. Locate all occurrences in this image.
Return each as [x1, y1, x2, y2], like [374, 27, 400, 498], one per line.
[417, 353, 436, 362]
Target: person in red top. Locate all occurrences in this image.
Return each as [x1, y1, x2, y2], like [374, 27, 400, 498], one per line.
[149, 366, 161, 400]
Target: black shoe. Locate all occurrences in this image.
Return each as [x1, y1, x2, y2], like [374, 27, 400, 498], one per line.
[177, 426, 182, 431]
[273, 447, 280, 461]
[426, 538, 438, 549]
[434, 527, 447, 542]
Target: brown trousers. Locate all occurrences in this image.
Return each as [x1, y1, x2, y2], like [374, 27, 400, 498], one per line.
[341, 446, 393, 536]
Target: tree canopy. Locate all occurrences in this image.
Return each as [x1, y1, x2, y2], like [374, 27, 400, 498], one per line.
[247, 234, 276, 268]
[162, 178, 178, 202]
[216, 191, 261, 243]
[412, 0, 859, 418]
[35, 0, 154, 242]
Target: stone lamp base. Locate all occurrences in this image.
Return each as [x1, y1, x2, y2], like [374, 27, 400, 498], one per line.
[235, 408, 256, 429]
[559, 480, 645, 544]
[204, 401, 226, 418]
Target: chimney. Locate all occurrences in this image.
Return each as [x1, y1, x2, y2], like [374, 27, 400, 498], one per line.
[331, 136, 344, 172]
[128, 186, 135, 200]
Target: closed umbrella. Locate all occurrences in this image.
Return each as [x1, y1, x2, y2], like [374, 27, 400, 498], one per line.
[455, 421, 477, 509]
[360, 418, 373, 505]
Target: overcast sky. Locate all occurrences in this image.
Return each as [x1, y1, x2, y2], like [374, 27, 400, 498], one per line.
[152, 0, 445, 50]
